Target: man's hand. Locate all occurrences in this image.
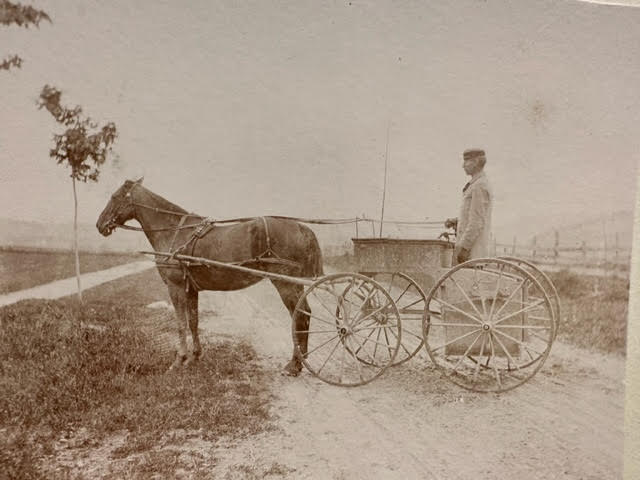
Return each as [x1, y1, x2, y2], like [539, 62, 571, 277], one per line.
[455, 247, 470, 264]
[444, 217, 458, 230]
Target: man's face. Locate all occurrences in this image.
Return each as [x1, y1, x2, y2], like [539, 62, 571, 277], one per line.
[463, 157, 482, 175]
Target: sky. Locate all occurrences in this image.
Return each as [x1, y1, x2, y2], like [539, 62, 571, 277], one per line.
[1, 0, 639, 244]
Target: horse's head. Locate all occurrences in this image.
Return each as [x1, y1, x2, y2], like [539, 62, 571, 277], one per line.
[96, 177, 143, 236]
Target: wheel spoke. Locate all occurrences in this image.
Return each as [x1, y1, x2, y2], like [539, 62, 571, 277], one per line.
[490, 277, 528, 321]
[339, 334, 347, 383]
[429, 322, 482, 328]
[449, 275, 485, 320]
[382, 326, 393, 360]
[448, 332, 483, 374]
[353, 301, 394, 327]
[387, 325, 412, 357]
[429, 296, 483, 325]
[526, 329, 551, 343]
[352, 330, 396, 354]
[398, 296, 425, 311]
[394, 282, 413, 305]
[495, 324, 551, 330]
[304, 334, 341, 358]
[316, 337, 342, 375]
[487, 263, 505, 322]
[493, 299, 546, 326]
[345, 337, 366, 383]
[491, 331, 522, 371]
[297, 308, 343, 328]
[351, 329, 378, 362]
[372, 327, 382, 359]
[312, 290, 342, 320]
[473, 332, 487, 379]
[488, 333, 502, 388]
[431, 328, 483, 352]
[492, 328, 545, 357]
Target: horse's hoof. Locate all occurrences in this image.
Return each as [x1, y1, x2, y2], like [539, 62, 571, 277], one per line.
[281, 360, 302, 377]
[168, 355, 188, 371]
[184, 354, 199, 366]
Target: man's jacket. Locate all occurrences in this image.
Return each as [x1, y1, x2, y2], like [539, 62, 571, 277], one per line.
[457, 171, 492, 258]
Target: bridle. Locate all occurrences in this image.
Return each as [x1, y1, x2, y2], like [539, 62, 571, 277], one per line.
[106, 182, 204, 233]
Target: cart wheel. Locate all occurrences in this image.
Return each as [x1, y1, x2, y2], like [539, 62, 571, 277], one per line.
[293, 272, 401, 387]
[362, 272, 427, 366]
[423, 258, 555, 393]
[498, 256, 561, 340]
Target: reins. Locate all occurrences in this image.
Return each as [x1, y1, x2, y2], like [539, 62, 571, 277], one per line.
[110, 183, 446, 234]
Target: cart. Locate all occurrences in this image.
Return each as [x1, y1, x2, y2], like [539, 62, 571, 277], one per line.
[144, 237, 559, 393]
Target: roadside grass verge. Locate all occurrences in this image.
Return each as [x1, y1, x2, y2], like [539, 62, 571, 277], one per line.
[0, 249, 143, 294]
[546, 269, 628, 355]
[0, 269, 273, 479]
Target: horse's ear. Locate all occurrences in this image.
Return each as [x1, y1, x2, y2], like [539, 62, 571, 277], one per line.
[134, 177, 144, 185]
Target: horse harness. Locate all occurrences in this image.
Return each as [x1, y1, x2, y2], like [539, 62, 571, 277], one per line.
[112, 183, 305, 291]
[156, 215, 303, 292]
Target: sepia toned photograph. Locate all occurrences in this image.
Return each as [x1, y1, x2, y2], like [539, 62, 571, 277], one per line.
[1, 0, 639, 478]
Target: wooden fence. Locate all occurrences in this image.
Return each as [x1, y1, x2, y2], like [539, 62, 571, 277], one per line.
[493, 230, 632, 271]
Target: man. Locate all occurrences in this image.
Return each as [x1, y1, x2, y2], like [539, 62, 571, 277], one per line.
[445, 148, 493, 265]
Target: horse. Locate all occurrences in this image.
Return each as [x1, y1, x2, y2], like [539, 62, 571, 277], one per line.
[96, 178, 323, 374]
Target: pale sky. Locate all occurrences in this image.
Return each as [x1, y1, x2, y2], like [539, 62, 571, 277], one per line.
[1, 0, 639, 243]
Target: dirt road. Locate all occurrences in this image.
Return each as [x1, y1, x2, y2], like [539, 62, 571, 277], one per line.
[193, 281, 624, 480]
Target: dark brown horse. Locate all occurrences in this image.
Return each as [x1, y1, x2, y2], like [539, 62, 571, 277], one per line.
[96, 178, 323, 374]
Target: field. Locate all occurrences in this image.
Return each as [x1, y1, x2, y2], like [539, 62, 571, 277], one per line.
[0, 267, 274, 479]
[0, 251, 629, 478]
[0, 248, 142, 294]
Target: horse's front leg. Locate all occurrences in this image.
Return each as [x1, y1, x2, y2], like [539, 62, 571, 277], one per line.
[184, 288, 201, 365]
[167, 283, 189, 370]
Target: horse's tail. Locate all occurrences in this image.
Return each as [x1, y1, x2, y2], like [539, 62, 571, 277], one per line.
[300, 224, 324, 278]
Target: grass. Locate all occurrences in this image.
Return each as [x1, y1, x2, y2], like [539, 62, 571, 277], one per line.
[0, 249, 143, 294]
[546, 269, 629, 354]
[0, 269, 273, 479]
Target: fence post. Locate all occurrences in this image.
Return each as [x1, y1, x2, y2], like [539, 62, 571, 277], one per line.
[602, 219, 608, 270]
[553, 230, 559, 265]
[531, 235, 537, 260]
[511, 236, 517, 256]
[492, 236, 497, 257]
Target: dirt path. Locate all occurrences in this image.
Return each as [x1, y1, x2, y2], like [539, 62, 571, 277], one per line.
[0, 260, 155, 307]
[197, 281, 624, 480]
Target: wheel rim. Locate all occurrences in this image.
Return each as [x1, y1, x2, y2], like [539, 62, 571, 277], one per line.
[498, 256, 561, 340]
[364, 272, 427, 366]
[423, 258, 555, 393]
[293, 273, 401, 387]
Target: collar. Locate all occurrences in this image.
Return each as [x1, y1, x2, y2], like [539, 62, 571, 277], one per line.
[463, 171, 485, 192]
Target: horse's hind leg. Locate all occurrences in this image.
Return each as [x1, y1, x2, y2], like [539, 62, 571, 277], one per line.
[167, 282, 189, 370]
[185, 289, 201, 365]
[271, 280, 309, 377]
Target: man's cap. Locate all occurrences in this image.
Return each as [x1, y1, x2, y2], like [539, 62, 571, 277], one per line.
[463, 149, 486, 160]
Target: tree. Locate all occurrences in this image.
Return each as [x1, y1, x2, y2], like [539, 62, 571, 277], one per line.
[38, 85, 117, 302]
[0, 0, 51, 70]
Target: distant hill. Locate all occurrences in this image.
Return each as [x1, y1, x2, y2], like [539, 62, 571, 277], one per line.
[0, 218, 148, 253]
